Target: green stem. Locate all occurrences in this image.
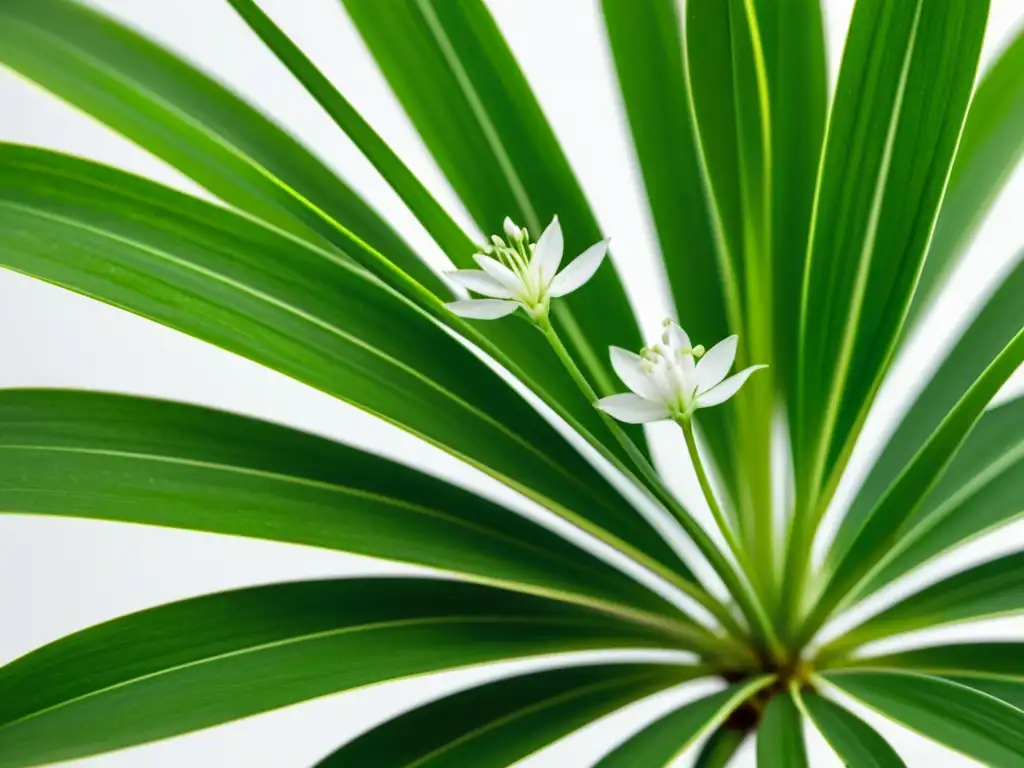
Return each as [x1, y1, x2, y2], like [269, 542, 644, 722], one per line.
[537, 313, 767, 648]
[680, 418, 785, 663]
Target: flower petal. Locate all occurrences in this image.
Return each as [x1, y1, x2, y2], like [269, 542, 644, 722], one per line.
[474, 253, 524, 296]
[549, 238, 609, 297]
[531, 216, 564, 286]
[444, 269, 514, 299]
[695, 365, 767, 408]
[609, 347, 661, 400]
[445, 299, 520, 319]
[595, 393, 672, 424]
[695, 335, 738, 393]
[663, 321, 692, 353]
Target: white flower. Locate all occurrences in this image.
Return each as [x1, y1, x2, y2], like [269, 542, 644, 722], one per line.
[595, 319, 766, 423]
[444, 216, 609, 321]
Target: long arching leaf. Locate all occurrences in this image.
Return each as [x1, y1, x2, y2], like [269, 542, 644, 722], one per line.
[0, 578, 687, 767]
[219, 0, 629, 455]
[757, 693, 808, 767]
[0, 389, 703, 635]
[338, 0, 644, 408]
[798, 689, 906, 767]
[858, 396, 1024, 598]
[594, 677, 773, 767]
[909, 28, 1024, 321]
[945, 678, 1024, 712]
[316, 663, 704, 767]
[0, 0, 444, 295]
[795, 0, 989, 510]
[847, 643, 1024, 681]
[826, 671, 1024, 767]
[828, 550, 1024, 653]
[833, 252, 1024, 570]
[0, 145, 694, 594]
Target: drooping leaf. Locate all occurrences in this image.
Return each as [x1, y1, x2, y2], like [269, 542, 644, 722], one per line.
[858, 396, 1024, 598]
[826, 671, 1024, 767]
[338, 0, 644, 412]
[829, 550, 1024, 653]
[0, 389, 698, 631]
[757, 693, 808, 768]
[796, 0, 989, 507]
[909, 28, 1024, 321]
[832, 252, 1024, 571]
[600, 0, 735, 499]
[0, 578, 687, 767]
[798, 689, 906, 767]
[802, 325, 1024, 638]
[0, 145, 694, 594]
[594, 677, 773, 767]
[316, 663, 705, 767]
[0, 0, 444, 295]
[220, 0, 626, 457]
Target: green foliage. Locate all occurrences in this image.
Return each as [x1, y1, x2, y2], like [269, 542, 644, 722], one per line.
[0, 0, 1021, 764]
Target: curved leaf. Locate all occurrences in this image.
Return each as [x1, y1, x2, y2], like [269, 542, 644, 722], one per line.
[0, 145, 691, 592]
[339, 0, 644, 406]
[694, 726, 747, 767]
[910, 28, 1024, 320]
[316, 663, 704, 767]
[0, 578, 687, 767]
[830, 550, 1024, 653]
[944, 677, 1024, 712]
[798, 688, 906, 767]
[802, 325, 1024, 638]
[833, 252, 1024, 571]
[0, 0, 444, 294]
[220, 0, 626, 457]
[796, 0, 989, 507]
[847, 642, 1024, 681]
[600, 0, 736, 498]
[859, 396, 1024, 598]
[594, 677, 773, 767]
[826, 671, 1024, 767]
[757, 693, 808, 768]
[0, 389, 697, 632]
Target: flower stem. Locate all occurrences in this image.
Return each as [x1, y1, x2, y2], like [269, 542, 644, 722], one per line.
[537, 314, 768, 648]
[680, 418, 785, 663]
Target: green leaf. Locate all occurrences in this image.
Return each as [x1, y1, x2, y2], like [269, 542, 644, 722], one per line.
[594, 677, 773, 767]
[0, 0, 445, 295]
[796, 0, 989, 507]
[694, 726, 747, 768]
[802, 324, 1024, 638]
[220, 0, 623, 458]
[858, 396, 1024, 599]
[944, 678, 1024, 712]
[0, 144, 691, 592]
[829, 550, 1024, 653]
[683, 0, 776, 563]
[909, 28, 1024, 321]
[0, 578, 688, 767]
[846, 642, 1024, 681]
[600, 0, 735, 498]
[754, 0, 827, 407]
[832, 252, 1024, 572]
[0, 389, 697, 632]
[757, 693, 808, 768]
[316, 663, 704, 767]
[339, 0, 643, 407]
[798, 689, 906, 767]
[826, 671, 1024, 767]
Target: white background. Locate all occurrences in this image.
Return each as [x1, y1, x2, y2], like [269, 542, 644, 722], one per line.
[2, 1, 1023, 765]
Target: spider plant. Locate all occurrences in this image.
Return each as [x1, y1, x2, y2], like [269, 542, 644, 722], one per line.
[1, 0, 1023, 764]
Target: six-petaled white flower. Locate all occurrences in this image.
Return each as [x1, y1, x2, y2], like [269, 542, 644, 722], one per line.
[596, 319, 766, 423]
[445, 216, 609, 322]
